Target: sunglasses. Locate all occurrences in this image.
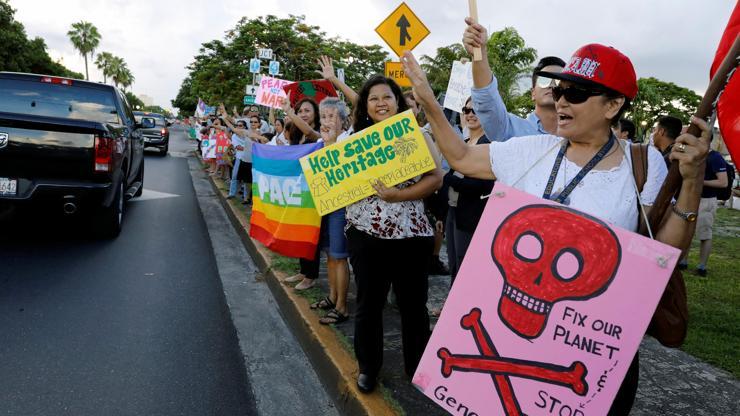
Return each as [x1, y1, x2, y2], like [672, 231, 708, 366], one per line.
[551, 85, 606, 104]
[462, 107, 476, 115]
[535, 76, 557, 89]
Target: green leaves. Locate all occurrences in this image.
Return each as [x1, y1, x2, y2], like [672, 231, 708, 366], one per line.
[629, 77, 702, 136]
[0, 1, 81, 78]
[173, 15, 388, 116]
[67, 21, 101, 80]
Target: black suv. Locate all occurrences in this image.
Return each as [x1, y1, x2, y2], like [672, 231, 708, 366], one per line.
[0, 72, 154, 238]
[134, 111, 170, 155]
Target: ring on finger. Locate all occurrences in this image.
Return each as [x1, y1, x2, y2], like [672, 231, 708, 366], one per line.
[676, 143, 687, 152]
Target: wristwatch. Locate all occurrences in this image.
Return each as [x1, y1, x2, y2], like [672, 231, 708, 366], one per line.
[671, 202, 697, 222]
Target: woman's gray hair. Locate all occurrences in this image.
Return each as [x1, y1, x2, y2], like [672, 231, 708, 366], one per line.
[319, 97, 349, 121]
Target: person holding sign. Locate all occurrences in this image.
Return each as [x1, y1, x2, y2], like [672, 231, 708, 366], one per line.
[444, 97, 494, 281]
[403, 44, 710, 414]
[311, 98, 352, 325]
[462, 18, 565, 141]
[346, 75, 443, 394]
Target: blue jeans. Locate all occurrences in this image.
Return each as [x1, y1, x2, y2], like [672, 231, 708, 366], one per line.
[229, 159, 247, 199]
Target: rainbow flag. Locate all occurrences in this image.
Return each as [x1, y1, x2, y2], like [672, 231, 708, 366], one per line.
[250, 142, 323, 260]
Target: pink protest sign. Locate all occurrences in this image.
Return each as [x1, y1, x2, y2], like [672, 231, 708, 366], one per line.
[255, 76, 293, 109]
[413, 184, 679, 416]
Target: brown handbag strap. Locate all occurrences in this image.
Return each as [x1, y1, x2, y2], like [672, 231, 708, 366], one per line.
[630, 143, 649, 194]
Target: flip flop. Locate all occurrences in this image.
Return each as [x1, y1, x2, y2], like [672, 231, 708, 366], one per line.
[310, 296, 335, 310]
[319, 309, 349, 325]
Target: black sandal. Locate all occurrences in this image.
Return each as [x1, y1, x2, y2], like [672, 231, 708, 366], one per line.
[310, 296, 335, 310]
[319, 309, 349, 325]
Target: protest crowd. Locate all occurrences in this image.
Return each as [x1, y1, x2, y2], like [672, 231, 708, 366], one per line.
[181, 13, 738, 416]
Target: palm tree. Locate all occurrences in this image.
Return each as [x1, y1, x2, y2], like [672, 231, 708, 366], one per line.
[67, 21, 101, 80]
[108, 56, 124, 88]
[111, 58, 134, 92]
[94, 51, 115, 83]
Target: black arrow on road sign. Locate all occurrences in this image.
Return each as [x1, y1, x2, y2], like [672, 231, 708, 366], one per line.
[396, 14, 412, 46]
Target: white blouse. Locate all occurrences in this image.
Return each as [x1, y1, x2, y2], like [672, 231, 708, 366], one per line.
[489, 135, 668, 232]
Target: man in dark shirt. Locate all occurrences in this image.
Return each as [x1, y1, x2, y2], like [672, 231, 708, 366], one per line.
[680, 150, 728, 276]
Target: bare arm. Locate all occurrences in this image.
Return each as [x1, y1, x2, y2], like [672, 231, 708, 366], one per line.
[463, 18, 493, 89]
[402, 51, 495, 180]
[317, 56, 358, 106]
[704, 171, 728, 188]
[280, 94, 320, 141]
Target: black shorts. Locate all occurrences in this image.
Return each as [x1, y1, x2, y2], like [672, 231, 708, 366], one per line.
[236, 161, 253, 183]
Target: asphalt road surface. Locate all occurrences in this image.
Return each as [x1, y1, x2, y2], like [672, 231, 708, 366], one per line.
[0, 126, 257, 415]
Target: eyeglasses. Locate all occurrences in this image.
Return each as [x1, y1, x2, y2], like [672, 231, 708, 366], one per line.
[462, 107, 476, 115]
[551, 85, 606, 104]
[535, 76, 557, 89]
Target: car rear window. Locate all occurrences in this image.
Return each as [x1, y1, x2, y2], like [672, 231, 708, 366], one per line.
[133, 112, 166, 126]
[0, 78, 121, 124]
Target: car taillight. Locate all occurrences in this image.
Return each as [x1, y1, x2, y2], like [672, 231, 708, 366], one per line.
[161, 128, 167, 135]
[94, 136, 114, 172]
[40, 76, 73, 86]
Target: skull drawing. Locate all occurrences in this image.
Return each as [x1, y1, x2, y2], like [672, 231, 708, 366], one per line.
[491, 204, 621, 339]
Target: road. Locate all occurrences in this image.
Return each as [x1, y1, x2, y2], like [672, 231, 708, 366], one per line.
[0, 127, 257, 415]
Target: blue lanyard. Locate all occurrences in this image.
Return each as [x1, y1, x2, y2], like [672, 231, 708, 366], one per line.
[542, 135, 616, 204]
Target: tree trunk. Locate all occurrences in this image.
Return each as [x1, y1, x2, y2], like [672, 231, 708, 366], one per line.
[84, 54, 89, 80]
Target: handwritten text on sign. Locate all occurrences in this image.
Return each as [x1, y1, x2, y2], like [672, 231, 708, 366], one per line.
[443, 60, 474, 114]
[300, 110, 435, 215]
[412, 185, 679, 416]
[255, 76, 293, 109]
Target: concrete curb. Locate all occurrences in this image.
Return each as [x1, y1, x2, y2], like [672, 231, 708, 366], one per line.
[200, 158, 398, 416]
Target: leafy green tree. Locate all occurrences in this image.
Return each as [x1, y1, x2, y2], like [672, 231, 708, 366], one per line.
[0, 0, 82, 78]
[173, 14, 387, 115]
[124, 91, 144, 109]
[421, 43, 468, 95]
[628, 77, 701, 137]
[67, 21, 101, 80]
[487, 27, 537, 111]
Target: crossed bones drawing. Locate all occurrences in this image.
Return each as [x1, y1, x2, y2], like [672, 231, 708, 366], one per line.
[437, 308, 589, 416]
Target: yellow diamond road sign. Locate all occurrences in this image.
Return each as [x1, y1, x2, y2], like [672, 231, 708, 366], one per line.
[375, 2, 430, 57]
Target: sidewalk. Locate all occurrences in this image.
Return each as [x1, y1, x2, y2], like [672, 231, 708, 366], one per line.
[203, 155, 740, 415]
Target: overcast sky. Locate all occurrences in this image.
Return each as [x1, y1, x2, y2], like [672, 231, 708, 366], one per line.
[10, 0, 737, 112]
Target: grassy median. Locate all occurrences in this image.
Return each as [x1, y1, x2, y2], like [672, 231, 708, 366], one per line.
[680, 206, 740, 377]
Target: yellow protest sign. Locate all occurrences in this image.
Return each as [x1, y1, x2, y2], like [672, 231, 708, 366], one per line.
[375, 2, 430, 57]
[385, 61, 412, 87]
[300, 110, 436, 216]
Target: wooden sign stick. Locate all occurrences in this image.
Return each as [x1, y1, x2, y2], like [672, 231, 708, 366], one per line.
[468, 0, 483, 61]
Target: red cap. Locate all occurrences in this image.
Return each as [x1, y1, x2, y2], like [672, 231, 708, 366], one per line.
[538, 44, 638, 99]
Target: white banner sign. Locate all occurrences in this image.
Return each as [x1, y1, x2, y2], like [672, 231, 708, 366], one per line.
[443, 61, 474, 114]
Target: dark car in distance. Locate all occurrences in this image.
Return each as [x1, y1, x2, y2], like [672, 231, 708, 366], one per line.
[0, 72, 155, 238]
[134, 111, 170, 155]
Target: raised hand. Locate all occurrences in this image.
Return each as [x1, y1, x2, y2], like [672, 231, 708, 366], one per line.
[320, 110, 342, 145]
[670, 116, 711, 182]
[462, 17, 488, 56]
[280, 91, 294, 115]
[316, 55, 336, 80]
[401, 51, 436, 108]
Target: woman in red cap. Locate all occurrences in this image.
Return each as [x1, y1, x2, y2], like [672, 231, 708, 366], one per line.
[402, 43, 710, 415]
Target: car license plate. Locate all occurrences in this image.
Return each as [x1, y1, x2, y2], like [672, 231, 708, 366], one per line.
[0, 177, 17, 196]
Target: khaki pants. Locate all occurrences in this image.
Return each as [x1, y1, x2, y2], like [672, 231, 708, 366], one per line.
[696, 197, 717, 241]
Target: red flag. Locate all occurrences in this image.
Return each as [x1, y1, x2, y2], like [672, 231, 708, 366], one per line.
[710, 2, 740, 78]
[712, 2, 740, 166]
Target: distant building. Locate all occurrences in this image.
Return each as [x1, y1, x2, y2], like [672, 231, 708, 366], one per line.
[137, 94, 154, 107]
